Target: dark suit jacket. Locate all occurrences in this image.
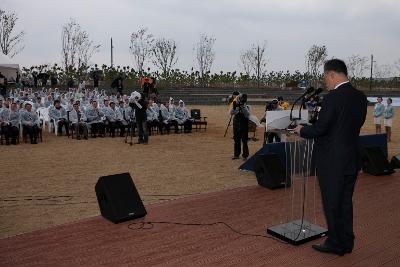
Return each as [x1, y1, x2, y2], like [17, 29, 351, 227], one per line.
[300, 82, 367, 178]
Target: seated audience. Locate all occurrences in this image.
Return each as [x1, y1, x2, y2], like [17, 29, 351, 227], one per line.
[0, 101, 20, 145]
[20, 101, 40, 144]
[70, 102, 88, 140]
[176, 100, 193, 133]
[49, 99, 69, 135]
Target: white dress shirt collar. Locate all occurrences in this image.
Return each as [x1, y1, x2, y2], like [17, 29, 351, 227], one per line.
[334, 81, 350, 90]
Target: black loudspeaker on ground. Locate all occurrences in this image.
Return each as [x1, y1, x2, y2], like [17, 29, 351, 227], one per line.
[95, 172, 147, 223]
[361, 147, 394, 176]
[391, 154, 400, 169]
[254, 153, 289, 189]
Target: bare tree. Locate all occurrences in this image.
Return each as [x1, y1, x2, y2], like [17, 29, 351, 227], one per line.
[374, 63, 394, 79]
[195, 33, 216, 79]
[61, 18, 100, 72]
[240, 42, 268, 87]
[151, 37, 178, 77]
[239, 50, 252, 76]
[306, 44, 327, 87]
[394, 59, 400, 76]
[129, 28, 154, 75]
[77, 32, 100, 69]
[347, 55, 368, 80]
[0, 9, 25, 58]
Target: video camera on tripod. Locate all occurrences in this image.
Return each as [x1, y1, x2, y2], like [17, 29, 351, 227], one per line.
[232, 93, 248, 109]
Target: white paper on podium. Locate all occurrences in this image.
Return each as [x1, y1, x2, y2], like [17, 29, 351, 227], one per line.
[266, 110, 309, 131]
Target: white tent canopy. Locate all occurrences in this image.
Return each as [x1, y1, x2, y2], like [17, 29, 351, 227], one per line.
[0, 52, 19, 82]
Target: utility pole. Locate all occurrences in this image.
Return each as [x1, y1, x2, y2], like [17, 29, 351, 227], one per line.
[111, 38, 114, 67]
[257, 46, 260, 88]
[369, 54, 374, 90]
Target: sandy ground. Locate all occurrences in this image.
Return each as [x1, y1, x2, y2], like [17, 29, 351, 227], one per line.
[0, 105, 398, 238]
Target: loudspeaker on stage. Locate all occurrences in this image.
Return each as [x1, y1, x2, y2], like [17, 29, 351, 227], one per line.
[95, 172, 147, 223]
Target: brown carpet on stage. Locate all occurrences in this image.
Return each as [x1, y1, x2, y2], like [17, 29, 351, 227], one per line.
[1, 172, 400, 267]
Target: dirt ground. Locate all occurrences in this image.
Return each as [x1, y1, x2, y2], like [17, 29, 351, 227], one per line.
[0, 105, 398, 238]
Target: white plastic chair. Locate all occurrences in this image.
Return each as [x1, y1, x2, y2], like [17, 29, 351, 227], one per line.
[37, 107, 53, 134]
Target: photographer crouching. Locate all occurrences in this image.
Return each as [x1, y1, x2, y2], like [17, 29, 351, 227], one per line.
[230, 93, 250, 160]
[129, 91, 148, 144]
[262, 99, 283, 143]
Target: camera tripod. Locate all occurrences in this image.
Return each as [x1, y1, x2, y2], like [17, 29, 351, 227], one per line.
[223, 115, 233, 137]
[124, 120, 136, 146]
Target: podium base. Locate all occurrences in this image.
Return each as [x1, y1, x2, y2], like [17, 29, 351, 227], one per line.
[267, 219, 327, 245]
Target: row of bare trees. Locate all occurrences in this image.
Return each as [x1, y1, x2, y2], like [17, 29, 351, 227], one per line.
[1, 8, 399, 89]
[129, 28, 216, 83]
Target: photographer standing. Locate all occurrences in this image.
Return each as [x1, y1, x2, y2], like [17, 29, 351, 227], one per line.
[230, 93, 250, 160]
[130, 91, 148, 144]
[263, 99, 283, 143]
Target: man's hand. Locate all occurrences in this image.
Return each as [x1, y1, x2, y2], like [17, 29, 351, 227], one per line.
[293, 125, 303, 134]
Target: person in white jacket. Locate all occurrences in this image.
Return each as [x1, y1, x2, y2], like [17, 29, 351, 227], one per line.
[69, 102, 88, 140]
[176, 100, 192, 133]
[20, 101, 41, 144]
[49, 99, 69, 135]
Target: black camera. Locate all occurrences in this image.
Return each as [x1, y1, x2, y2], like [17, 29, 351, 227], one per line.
[265, 102, 273, 111]
[308, 96, 322, 124]
[238, 93, 247, 104]
[265, 99, 278, 111]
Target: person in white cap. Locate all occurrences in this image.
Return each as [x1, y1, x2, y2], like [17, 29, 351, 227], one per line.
[49, 99, 69, 135]
[165, 99, 179, 134]
[0, 101, 20, 145]
[70, 102, 88, 140]
[21, 101, 41, 144]
[129, 91, 148, 144]
[105, 100, 125, 137]
[85, 100, 105, 138]
[146, 98, 158, 135]
[176, 100, 192, 133]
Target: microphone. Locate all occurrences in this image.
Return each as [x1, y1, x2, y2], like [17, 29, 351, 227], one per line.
[290, 87, 315, 121]
[304, 88, 323, 102]
[304, 86, 315, 96]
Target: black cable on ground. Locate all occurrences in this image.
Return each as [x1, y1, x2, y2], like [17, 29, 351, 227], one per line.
[127, 220, 288, 244]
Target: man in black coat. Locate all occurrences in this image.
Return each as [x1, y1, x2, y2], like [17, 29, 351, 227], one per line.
[294, 59, 368, 256]
[130, 91, 148, 144]
[230, 93, 250, 160]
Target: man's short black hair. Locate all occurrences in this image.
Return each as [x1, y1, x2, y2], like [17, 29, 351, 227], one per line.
[232, 91, 240, 96]
[324, 59, 348, 76]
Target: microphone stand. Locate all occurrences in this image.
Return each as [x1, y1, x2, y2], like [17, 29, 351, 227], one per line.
[288, 87, 314, 129]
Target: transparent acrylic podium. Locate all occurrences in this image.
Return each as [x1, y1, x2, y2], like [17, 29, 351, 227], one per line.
[266, 131, 328, 245]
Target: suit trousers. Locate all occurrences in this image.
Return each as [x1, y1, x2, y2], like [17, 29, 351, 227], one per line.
[137, 120, 148, 143]
[318, 172, 357, 251]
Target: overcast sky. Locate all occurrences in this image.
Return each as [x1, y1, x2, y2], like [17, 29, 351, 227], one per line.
[3, 0, 400, 74]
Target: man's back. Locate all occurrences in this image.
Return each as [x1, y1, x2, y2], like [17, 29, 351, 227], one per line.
[301, 82, 367, 175]
[318, 83, 367, 147]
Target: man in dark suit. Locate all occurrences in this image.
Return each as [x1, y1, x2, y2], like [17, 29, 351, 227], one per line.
[294, 59, 368, 256]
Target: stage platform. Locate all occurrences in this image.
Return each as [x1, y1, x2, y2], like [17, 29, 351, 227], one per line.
[1, 172, 400, 266]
